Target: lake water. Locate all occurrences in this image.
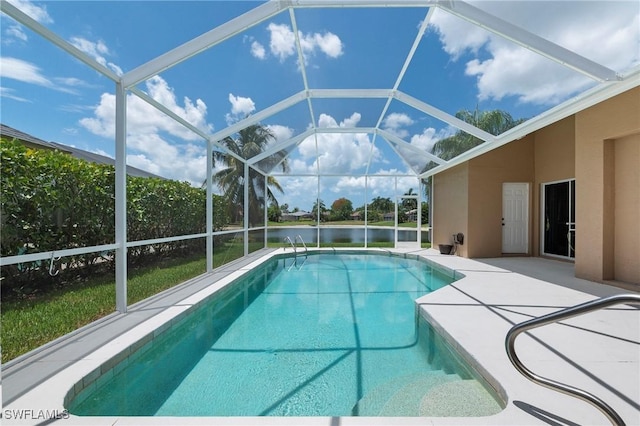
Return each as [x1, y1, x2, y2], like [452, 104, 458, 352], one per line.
[267, 226, 430, 244]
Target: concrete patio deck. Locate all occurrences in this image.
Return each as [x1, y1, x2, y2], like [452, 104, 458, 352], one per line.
[411, 251, 639, 425]
[1, 249, 638, 425]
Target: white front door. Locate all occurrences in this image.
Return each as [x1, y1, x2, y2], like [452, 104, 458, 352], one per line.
[502, 183, 529, 253]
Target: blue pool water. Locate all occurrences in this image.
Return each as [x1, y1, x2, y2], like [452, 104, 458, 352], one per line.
[68, 252, 503, 417]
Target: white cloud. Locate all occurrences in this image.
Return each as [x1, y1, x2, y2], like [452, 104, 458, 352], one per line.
[429, 9, 488, 60]
[294, 113, 378, 175]
[3, 24, 28, 43]
[251, 41, 266, 60]
[383, 113, 414, 129]
[0, 57, 50, 86]
[0, 86, 29, 102]
[79, 75, 213, 186]
[269, 175, 322, 211]
[333, 175, 366, 194]
[329, 173, 420, 205]
[263, 22, 344, 65]
[70, 36, 109, 58]
[359, 172, 418, 196]
[6, 0, 53, 24]
[225, 93, 256, 125]
[268, 23, 297, 62]
[410, 126, 455, 153]
[271, 169, 422, 212]
[430, 2, 640, 105]
[244, 35, 267, 60]
[126, 153, 163, 175]
[382, 112, 415, 138]
[266, 124, 294, 143]
[228, 93, 255, 115]
[310, 32, 343, 58]
[0, 57, 80, 95]
[2, 0, 50, 44]
[70, 36, 123, 76]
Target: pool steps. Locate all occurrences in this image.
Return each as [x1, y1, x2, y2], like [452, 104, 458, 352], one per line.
[353, 370, 457, 415]
[417, 380, 503, 416]
[353, 369, 502, 416]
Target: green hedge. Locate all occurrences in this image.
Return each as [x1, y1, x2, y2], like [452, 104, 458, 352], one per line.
[0, 138, 229, 298]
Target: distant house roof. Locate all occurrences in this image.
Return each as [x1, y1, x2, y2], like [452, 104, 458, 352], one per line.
[291, 211, 313, 217]
[1, 123, 61, 151]
[1, 123, 162, 179]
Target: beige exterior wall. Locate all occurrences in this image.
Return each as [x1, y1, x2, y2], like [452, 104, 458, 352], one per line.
[613, 133, 640, 284]
[532, 117, 575, 257]
[432, 86, 639, 287]
[575, 87, 640, 286]
[467, 137, 534, 258]
[432, 164, 469, 257]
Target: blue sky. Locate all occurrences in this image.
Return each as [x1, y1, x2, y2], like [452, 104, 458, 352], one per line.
[2, 0, 639, 212]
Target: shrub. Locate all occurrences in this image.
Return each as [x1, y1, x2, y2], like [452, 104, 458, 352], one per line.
[0, 138, 229, 298]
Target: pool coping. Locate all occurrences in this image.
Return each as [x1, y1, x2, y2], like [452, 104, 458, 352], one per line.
[1, 248, 638, 425]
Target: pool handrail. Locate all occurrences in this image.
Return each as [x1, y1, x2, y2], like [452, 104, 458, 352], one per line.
[295, 235, 308, 255]
[283, 236, 296, 255]
[505, 293, 640, 426]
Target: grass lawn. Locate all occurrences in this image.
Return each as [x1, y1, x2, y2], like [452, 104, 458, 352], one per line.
[1, 242, 251, 363]
[1, 255, 206, 363]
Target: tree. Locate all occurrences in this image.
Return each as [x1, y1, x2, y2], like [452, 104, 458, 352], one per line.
[312, 199, 327, 222]
[267, 202, 281, 222]
[369, 196, 393, 213]
[330, 197, 353, 221]
[365, 196, 392, 222]
[401, 188, 417, 210]
[210, 124, 289, 226]
[431, 108, 526, 161]
[395, 189, 417, 224]
[421, 201, 429, 225]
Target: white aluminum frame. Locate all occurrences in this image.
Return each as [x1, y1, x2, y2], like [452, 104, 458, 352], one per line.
[1, 0, 638, 316]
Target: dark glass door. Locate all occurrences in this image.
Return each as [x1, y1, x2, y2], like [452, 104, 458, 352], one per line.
[543, 180, 575, 258]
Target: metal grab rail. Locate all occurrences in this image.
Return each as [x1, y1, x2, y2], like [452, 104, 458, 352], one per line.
[283, 236, 296, 255]
[295, 235, 308, 254]
[505, 294, 640, 426]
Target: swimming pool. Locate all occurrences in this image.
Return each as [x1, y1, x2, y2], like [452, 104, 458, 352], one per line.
[67, 251, 503, 417]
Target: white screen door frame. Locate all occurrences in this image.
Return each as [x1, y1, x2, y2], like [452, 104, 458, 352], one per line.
[395, 194, 420, 248]
[541, 179, 576, 259]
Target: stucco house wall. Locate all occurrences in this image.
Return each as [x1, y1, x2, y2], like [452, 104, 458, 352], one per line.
[432, 86, 639, 288]
[531, 116, 576, 257]
[466, 136, 535, 258]
[575, 87, 639, 286]
[432, 163, 469, 257]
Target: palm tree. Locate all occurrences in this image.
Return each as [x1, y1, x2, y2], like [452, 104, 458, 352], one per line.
[423, 108, 526, 207]
[312, 199, 327, 222]
[431, 108, 526, 161]
[211, 124, 289, 226]
[401, 188, 417, 210]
